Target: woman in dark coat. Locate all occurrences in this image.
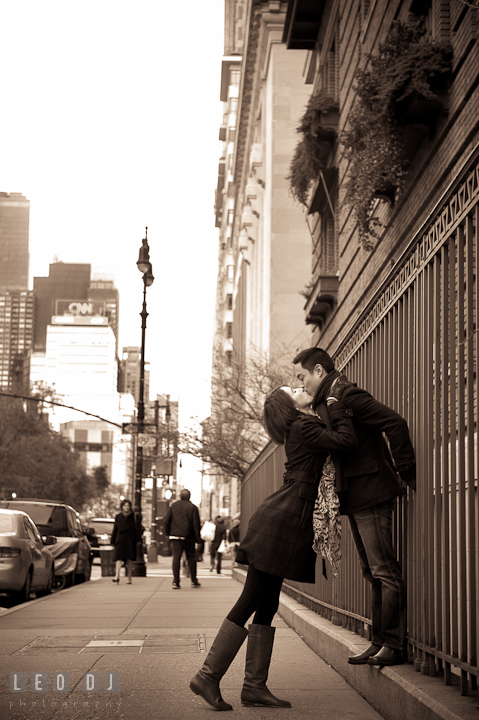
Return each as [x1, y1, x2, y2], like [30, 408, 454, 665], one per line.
[209, 515, 227, 574]
[190, 385, 357, 711]
[111, 499, 136, 584]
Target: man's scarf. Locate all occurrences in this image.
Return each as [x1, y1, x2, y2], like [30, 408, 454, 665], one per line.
[312, 369, 348, 493]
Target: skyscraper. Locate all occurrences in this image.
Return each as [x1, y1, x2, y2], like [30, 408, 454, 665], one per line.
[0, 192, 32, 391]
[0, 290, 34, 392]
[32, 261, 120, 354]
[0, 192, 30, 292]
[118, 346, 150, 405]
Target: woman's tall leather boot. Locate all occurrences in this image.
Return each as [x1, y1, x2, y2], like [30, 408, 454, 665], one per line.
[190, 618, 248, 711]
[240, 624, 291, 707]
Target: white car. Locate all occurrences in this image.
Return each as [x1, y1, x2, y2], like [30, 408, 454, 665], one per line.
[0, 508, 56, 603]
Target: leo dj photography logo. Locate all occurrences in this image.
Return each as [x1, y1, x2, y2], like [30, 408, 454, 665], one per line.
[8, 672, 121, 710]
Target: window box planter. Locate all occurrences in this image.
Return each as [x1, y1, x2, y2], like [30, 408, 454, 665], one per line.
[288, 92, 339, 207]
[340, 21, 452, 249]
[397, 92, 445, 136]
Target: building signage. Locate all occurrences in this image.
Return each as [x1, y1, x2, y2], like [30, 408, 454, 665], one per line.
[55, 300, 105, 317]
[51, 316, 108, 326]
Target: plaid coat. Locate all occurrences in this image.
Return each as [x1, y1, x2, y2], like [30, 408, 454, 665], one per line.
[235, 403, 357, 583]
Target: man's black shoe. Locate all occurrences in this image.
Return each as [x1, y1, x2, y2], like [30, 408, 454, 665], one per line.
[191, 581, 201, 587]
[348, 644, 381, 665]
[172, 582, 181, 589]
[367, 646, 404, 666]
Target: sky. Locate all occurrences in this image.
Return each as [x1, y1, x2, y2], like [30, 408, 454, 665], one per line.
[0, 1, 224, 424]
[0, 1, 225, 503]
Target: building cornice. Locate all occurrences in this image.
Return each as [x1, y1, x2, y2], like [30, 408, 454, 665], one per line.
[233, 2, 288, 194]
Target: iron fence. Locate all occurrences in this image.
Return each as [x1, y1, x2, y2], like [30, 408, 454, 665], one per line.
[241, 149, 479, 695]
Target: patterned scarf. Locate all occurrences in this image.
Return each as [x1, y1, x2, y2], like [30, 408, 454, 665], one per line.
[312, 455, 341, 577]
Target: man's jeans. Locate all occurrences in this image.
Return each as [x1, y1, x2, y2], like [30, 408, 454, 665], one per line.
[349, 499, 406, 651]
[170, 539, 198, 585]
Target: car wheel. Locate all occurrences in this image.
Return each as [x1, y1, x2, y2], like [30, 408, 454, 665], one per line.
[52, 574, 66, 591]
[38, 568, 54, 597]
[15, 570, 32, 604]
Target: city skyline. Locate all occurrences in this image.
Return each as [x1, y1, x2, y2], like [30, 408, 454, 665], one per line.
[0, 1, 224, 431]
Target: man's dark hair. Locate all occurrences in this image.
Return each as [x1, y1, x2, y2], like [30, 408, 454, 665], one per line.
[263, 387, 300, 445]
[180, 489, 191, 500]
[292, 347, 335, 373]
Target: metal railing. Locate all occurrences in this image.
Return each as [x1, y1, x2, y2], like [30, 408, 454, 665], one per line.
[241, 149, 479, 695]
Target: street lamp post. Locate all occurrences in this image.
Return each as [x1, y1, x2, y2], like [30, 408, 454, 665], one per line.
[132, 228, 154, 577]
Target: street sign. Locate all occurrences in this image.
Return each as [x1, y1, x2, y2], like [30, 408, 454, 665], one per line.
[122, 422, 157, 435]
[138, 434, 156, 447]
[148, 458, 174, 475]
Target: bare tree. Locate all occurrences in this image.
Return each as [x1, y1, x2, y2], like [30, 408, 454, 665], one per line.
[181, 344, 295, 479]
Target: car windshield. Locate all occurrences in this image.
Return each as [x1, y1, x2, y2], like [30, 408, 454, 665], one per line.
[0, 515, 15, 534]
[5, 503, 66, 536]
[89, 520, 114, 535]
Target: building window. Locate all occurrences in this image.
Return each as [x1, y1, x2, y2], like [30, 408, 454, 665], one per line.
[227, 209, 234, 225]
[226, 322, 233, 339]
[227, 265, 234, 281]
[229, 97, 238, 113]
[227, 293, 233, 310]
[230, 70, 240, 85]
[226, 350, 232, 365]
[228, 127, 236, 142]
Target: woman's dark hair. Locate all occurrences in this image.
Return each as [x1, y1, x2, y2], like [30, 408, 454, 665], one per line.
[120, 499, 132, 511]
[263, 388, 300, 445]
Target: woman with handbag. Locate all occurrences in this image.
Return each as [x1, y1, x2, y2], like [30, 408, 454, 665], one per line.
[190, 384, 357, 711]
[209, 516, 227, 574]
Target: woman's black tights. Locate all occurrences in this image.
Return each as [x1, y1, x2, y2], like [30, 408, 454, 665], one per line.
[226, 565, 283, 627]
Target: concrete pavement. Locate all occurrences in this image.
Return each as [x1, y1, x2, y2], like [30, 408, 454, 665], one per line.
[0, 555, 383, 720]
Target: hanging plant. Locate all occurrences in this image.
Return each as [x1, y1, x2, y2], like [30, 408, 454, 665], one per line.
[288, 91, 339, 207]
[341, 21, 452, 250]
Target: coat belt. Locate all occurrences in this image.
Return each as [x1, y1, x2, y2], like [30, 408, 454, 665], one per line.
[283, 470, 316, 485]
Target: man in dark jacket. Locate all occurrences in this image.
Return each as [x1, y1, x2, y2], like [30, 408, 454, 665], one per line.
[293, 347, 416, 667]
[164, 489, 202, 589]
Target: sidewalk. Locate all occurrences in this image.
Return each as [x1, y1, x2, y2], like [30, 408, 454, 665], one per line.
[233, 568, 479, 720]
[0, 555, 382, 720]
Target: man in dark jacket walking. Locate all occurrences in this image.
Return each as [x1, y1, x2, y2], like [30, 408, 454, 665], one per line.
[164, 489, 202, 589]
[293, 347, 416, 667]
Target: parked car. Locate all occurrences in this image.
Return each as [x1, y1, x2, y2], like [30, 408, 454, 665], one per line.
[0, 499, 92, 590]
[84, 518, 115, 559]
[0, 508, 56, 603]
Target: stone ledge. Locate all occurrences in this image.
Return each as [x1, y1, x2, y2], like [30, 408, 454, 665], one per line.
[233, 567, 478, 720]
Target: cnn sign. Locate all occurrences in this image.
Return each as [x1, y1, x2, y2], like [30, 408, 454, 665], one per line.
[55, 300, 105, 317]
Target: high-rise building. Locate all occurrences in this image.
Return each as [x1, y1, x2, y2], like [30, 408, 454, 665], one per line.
[0, 192, 30, 292]
[33, 262, 120, 355]
[207, 0, 311, 519]
[0, 290, 34, 392]
[88, 277, 120, 355]
[33, 263, 91, 352]
[0, 192, 32, 392]
[118, 346, 150, 405]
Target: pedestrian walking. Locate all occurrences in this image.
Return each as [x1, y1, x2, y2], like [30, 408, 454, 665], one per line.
[164, 489, 202, 589]
[111, 499, 136, 585]
[293, 347, 416, 666]
[189, 385, 357, 710]
[209, 515, 227, 574]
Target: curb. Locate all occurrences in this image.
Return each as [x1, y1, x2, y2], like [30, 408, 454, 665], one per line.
[233, 567, 478, 720]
